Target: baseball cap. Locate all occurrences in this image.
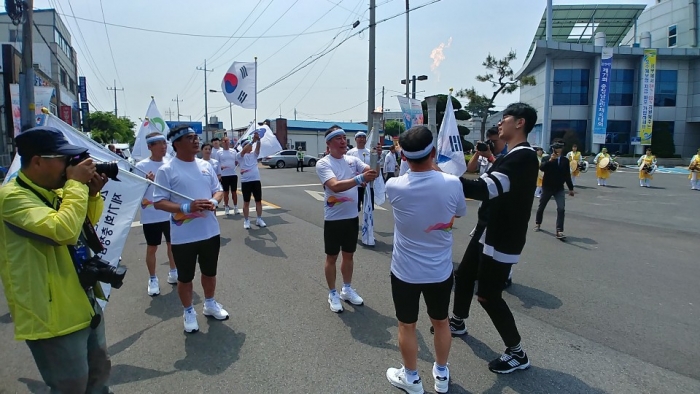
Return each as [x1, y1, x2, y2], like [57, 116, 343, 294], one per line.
[15, 126, 87, 157]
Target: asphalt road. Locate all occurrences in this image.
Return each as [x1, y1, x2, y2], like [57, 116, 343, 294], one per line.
[1, 165, 698, 393]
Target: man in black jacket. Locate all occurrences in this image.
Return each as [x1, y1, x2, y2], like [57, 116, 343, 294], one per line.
[441, 102, 538, 374]
[534, 139, 575, 239]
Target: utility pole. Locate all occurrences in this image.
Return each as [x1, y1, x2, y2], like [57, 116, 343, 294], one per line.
[172, 95, 182, 121]
[381, 86, 385, 132]
[196, 59, 213, 140]
[18, 0, 36, 132]
[165, 108, 175, 121]
[367, 0, 376, 152]
[106, 80, 123, 117]
[405, 0, 410, 98]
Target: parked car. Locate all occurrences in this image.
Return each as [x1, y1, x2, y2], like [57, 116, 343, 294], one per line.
[262, 150, 317, 169]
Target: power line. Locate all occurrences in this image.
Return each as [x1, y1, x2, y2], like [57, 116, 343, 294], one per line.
[204, 0, 263, 63]
[99, 0, 126, 115]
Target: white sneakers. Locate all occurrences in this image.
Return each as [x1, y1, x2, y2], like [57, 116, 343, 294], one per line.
[167, 270, 178, 284]
[256, 217, 267, 227]
[386, 367, 424, 394]
[183, 301, 230, 333]
[432, 363, 450, 393]
[234, 206, 240, 215]
[340, 286, 364, 306]
[225, 206, 230, 215]
[147, 278, 160, 296]
[328, 292, 343, 313]
[243, 219, 251, 229]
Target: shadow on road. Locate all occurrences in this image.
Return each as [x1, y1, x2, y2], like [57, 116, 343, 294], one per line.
[173, 320, 246, 375]
[538, 229, 597, 251]
[337, 304, 434, 364]
[145, 290, 201, 321]
[109, 364, 177, 387]
[505, 283, 563, 310]
[460, 335, 607, 394]
[244, 228, 287, 258]
[0, 312, 11, 324]
[600, 185, 624, 189]
[220, 236, 232, 247]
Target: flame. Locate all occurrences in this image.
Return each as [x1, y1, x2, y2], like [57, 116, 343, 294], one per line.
[430, 37, 452, 81]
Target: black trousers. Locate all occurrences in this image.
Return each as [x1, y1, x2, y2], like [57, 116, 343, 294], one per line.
[535, 188, 566, 231]
[453, 224, 522, 347]
[297, 159, 304, 171]
[357, 186, 375, 212]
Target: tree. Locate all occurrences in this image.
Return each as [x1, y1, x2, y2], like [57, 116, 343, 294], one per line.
[420, 95, 471, 132]
[87, 111, 136, 145]
[384, 119, 405, 137]
[457, 50, 536, 141]
[651, 124, 676, 158]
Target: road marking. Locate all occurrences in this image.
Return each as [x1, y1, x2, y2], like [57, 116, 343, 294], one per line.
[131, 204, 280, 228]
[263, 183, 320, 189]
[304, 190, 386, 210]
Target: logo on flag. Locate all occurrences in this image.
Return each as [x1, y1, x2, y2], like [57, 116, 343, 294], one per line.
[221, 61, 256, 109]
[132, 99, 172, 162]
[436, 94, 467, 176]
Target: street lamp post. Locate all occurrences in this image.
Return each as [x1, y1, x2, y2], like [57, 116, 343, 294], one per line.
[209, 89, 233, 130]
[400, 75, 428, 99]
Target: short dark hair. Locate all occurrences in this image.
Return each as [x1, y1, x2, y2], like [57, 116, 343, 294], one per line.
[486, 127, 499, 137]
[572, 143, 578, 148]
[399, 125, 433, 163]
[503, 102, 537, 134]
[535, 147, 544, 153]
[211, 137, 220, 142]
[20, 155, 33, 169]
[167, 125, 191, 152]
[325, 125, 342, 137]
[201, 143, 212, 150]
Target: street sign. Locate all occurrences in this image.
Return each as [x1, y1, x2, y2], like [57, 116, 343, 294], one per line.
[78, 76, 87, 102]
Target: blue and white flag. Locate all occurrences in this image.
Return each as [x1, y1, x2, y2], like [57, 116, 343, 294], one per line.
[238, 123, 283, 158]
[436, 95, 467, 176]
[361, 186, 375, 246]
[222, 61, 256, 109]
[366, 127, 385, 205]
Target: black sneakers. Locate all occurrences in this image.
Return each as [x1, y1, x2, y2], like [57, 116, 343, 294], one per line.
[429, 316, 468, 336]
[488, 348, 530, 374]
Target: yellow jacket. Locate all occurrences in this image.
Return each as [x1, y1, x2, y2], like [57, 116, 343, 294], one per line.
[0, 172, 104, 340]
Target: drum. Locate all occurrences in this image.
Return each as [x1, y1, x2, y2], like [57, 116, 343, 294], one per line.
[569, 160, 578, 173]
[607, 161, 619, 172]
[598, 157, 610, 169]
[647, 164, 657, 174]
[578, 161, 589, 173]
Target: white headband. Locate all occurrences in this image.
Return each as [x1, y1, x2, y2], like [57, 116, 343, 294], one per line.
[169, 128, 196, 142]
[146, 135, 166, 144]
[325, 129, 346, 142]
[354, 132, 367, 139]
[402, 142, 434, 159]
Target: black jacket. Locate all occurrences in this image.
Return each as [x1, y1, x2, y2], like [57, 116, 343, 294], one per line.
[540, 156, 574, 192]
[460, 142, 538, 263]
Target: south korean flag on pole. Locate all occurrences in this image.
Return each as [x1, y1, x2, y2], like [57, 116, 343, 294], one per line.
[437, 91, 467, 176]
[221, 61, 256, 109]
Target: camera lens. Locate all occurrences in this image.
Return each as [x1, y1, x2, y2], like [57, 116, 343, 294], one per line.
[95, 162, 120, 181]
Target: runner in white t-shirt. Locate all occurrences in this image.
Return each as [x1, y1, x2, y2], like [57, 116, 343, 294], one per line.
[211, 137, 223, 155]
[135, 132, 178, 297]
[153, 126, 228, 334]
[201, 143, 221, 180]
[237, 132, 266, 229]
[384, 145, 398, 180]
[384, 125, 466, 394]
[346, 131, 373, 211]
[215, 137, 240, 215]
[315, 126, 378, 313]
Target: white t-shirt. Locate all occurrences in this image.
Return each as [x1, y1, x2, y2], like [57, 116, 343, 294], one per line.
[153, 158, 223, 245]
[399, 159, 410, 176]
[238, 151, 260, 182]
[212, 146, 223, 155]
[316, 154, 368, 221]
[135, 158, 171, 225]
[386, 171, 467, 284]
[203, 158, 221, 176]
[216, 149, 238, 177]
[384, 152, 397, 173]
[347, 147, 371, 167]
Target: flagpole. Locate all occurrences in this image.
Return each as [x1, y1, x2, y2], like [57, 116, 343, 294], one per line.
[254, 56, 258, 126]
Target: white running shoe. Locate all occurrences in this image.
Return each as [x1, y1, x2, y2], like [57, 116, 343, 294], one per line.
[203, 301, 230, 320]
[183, 309, 199, 333]
[225, 205, 230, 215]
[340, 286, 364, 306]
[167, 270, 178, 284]
[243, 219, 251, 229]
[432, 363, 450, 393]
[147, 278, 160, 296]
[256, 217, 267, 227]
[234, 206, 240, 215]
[328, 292, 344, 313]
[386, 367, 424, 394]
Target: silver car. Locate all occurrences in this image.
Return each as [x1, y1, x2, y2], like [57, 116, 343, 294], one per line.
[262, 150, 317, 169]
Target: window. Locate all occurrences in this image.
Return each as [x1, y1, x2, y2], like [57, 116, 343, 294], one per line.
[609, 69, 634, 106]
[651, 121, 675, 156]
[60, 68, 67, 87]
[553, 69, 590, 105]
[53, 29, 73, 61]
[69, 78, 75, 95]
[551, 120, 587, 150]
[654, 70, 677, 107]
[668, 25, 677, 47]
[603, 120, 632, 154]
[281, 150, 296, 156]
[294, 142, 307, 151]
[9, 28, 19, 42]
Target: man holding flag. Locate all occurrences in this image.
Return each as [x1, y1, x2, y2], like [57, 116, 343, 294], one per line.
[237, 132, 267, 230]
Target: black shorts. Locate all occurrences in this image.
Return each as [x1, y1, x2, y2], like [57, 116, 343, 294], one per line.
[220, 175, 238, 192]
[241, 180, 262, 202]
[170, 235, 220, 283]
[390, 272, 454, 324]
[323, 217, 359, 256]
[142, 221, 171, 246]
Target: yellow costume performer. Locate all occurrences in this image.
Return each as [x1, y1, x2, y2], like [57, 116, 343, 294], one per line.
[566, 146, 582, 186]
[637, 149, 657, 187]
[689, 148, 700, 190]
[594, 149, 611, 186]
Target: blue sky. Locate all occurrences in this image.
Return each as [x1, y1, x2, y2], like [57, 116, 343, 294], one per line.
[25, 0, 656, 127]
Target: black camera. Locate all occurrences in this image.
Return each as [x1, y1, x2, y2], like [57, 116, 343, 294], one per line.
[79, 256, 127, 289]
[477, 140, 495, 152]
[68, 152, 121, 181]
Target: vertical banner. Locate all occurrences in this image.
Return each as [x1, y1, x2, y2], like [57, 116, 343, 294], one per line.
[593, 48, 613, 144]
[639, 49, 657, 145]
[60, 105, 73, 125]
[9, 84, 56, 136]
[78, 76, 87, 102]
[396, 96, 424, 130]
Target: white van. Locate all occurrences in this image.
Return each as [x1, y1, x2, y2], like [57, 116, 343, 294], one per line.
[105, 143, 135, 165]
